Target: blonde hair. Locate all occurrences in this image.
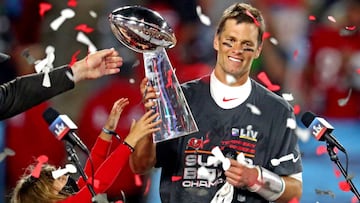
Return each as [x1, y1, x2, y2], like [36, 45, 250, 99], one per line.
[11, 164, 71, 203]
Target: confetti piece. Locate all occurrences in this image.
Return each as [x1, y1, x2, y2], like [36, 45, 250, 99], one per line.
[316, 145, 327, 156]
[328, 16, 336, 23]
[293, 49, 299, 61]
[351, 195, 359, 203]
[171, 176, 182, 182]
[132, 59, 140, 68]
[293, 104, 301, 115]
[0, 147, 15, 162]
[143, 178, 151, 195]
[135, 174, 142, 186]
[308, 15, 316, 21]
[246, 103, 261, 115]
[357, 68, 360, 74]
[225, 74, 236, 85]
[269, 37, 278, 45]
[245, 10, 260, 27]
[257, 72, 280, 91]
[50, 8, 75, 31]
[287, 118, 297, 129]
[338, 88, 352, 107]
[282, 93, 294, 101]
[211, 146, 231, 171]
[271, 153, 300, 166]
[39, 3, 52, 18]
[32, 155, 48, 178]
[262, 32, 271, 40]
[197, 166, 211, 180]
[67, 0, 77, 8]
[52, 164, 77, 179]
[315, 189, 335, 198]
[75, 24, 94, 34]
[87, 178, 100, 189]
[76, 32, 97, 53]
[339, 181, 351, 192]
[334, 168, 341, 178]
[89, 10, 97, 18]
[345, 26, 356, 31]
[129, 78, 135, 84]
[196, 6, 211, 26]
[69, 50, 81, 66]
[288, 197, 299, 203]
[295, 127, 310, 142]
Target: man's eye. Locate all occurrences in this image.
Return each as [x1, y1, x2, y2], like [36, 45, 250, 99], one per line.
[222, 42, 232, 47]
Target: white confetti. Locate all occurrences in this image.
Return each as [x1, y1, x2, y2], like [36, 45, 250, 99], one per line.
[282, 93, 294, 101]
[196, 6, 211, 26]
[89, 10, 97, 18]
[0, 147, 15, 162]
[211, 146, 230, 171]
[129, 78, 135, 84]
[269, 37, 278, 45]
[52, 164, 77, 179]
[50, 8, 75, 31]
[246, 103, 261, 115]
[76, 32, 97, 53]
[286, 118, 297, 129]
[225, 74, 236, 85]
[338, 88, 352, 107]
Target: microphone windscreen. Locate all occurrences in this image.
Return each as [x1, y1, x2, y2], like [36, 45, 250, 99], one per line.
[43, 107, 60, 125]
[301, 111, 316, 128]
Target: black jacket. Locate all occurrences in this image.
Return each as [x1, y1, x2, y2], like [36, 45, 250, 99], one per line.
[0, 66, 75, 120]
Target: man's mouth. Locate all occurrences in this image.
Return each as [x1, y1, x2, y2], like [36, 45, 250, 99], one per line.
[228, 56, 243, 63]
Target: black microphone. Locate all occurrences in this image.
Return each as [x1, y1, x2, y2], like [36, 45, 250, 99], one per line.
[301, 111, 346, 152]
[43, 107, 90, 155]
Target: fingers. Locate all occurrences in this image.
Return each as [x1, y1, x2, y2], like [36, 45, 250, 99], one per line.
[140, 78, 148, 94]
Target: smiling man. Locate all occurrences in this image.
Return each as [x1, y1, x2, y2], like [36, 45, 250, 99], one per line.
[131, 3, 303, 203]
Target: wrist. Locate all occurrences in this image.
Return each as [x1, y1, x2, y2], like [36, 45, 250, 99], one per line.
[102, 127, 121, 141]
[247, 166, 285, 201]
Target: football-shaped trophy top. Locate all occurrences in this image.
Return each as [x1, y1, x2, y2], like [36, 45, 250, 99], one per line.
[109, 6, 177, 53]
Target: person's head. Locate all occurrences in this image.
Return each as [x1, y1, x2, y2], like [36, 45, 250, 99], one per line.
[11, 163, 71, 203]
[213, 3, 265, 85]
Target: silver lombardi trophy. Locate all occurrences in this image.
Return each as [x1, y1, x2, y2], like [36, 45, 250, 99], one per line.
[109, 6, 198, 143]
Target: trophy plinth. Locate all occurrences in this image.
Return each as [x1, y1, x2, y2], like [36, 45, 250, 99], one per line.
[109, 6, 198, 143]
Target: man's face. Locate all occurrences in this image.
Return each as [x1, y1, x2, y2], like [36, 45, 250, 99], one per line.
[213, 19, 262, 85]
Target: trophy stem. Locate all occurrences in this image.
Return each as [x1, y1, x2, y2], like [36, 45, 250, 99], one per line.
[143, 48, 199, 143]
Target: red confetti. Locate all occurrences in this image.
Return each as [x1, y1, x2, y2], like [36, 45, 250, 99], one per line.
[308, 15, 316, 21]
[262, 32, 271, 40]
[288, 197, 299, 203]
[69, 50, 81, 66]
[245, 10, 260, 27]
[293, 104, 301, 115]
[257, 72, 280, 91]
[135, 174, 142, 186]
[143, 178, 151, 195]
[75, 24, 94, 34]
[316, 145, 327, 156]
[356, 68, 360, 74]
[171, 176, 182, 182]
[351, 195, 359, 203]
[87, 178, 100, 189]
[339, 181, 351, 192]
[39, 3, 52, 18]
[293, 49, 299, 61]
[334, 168, 341, 178]
[345, 26, 356, 31]
[67, 0, 78, 7]
[31, 155, 48, 178]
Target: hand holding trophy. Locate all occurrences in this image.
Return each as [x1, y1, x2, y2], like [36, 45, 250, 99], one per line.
[109, 6, 198, 143]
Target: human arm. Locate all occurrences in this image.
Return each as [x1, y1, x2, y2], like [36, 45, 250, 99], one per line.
[77, 98, 129, 188]
[225, 159, 302, 202]
[0, 48, 123, 120]
[60, 107, 161, 202]
[129, 78, 158, 174]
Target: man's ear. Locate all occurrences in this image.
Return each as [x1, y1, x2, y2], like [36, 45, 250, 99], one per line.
[213, 34, 219, 51]
[254, 44, 263, 59]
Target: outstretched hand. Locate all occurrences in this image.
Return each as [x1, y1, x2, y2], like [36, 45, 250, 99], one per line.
[124, 110, 162, 148]
[71, 48, 123, 83]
